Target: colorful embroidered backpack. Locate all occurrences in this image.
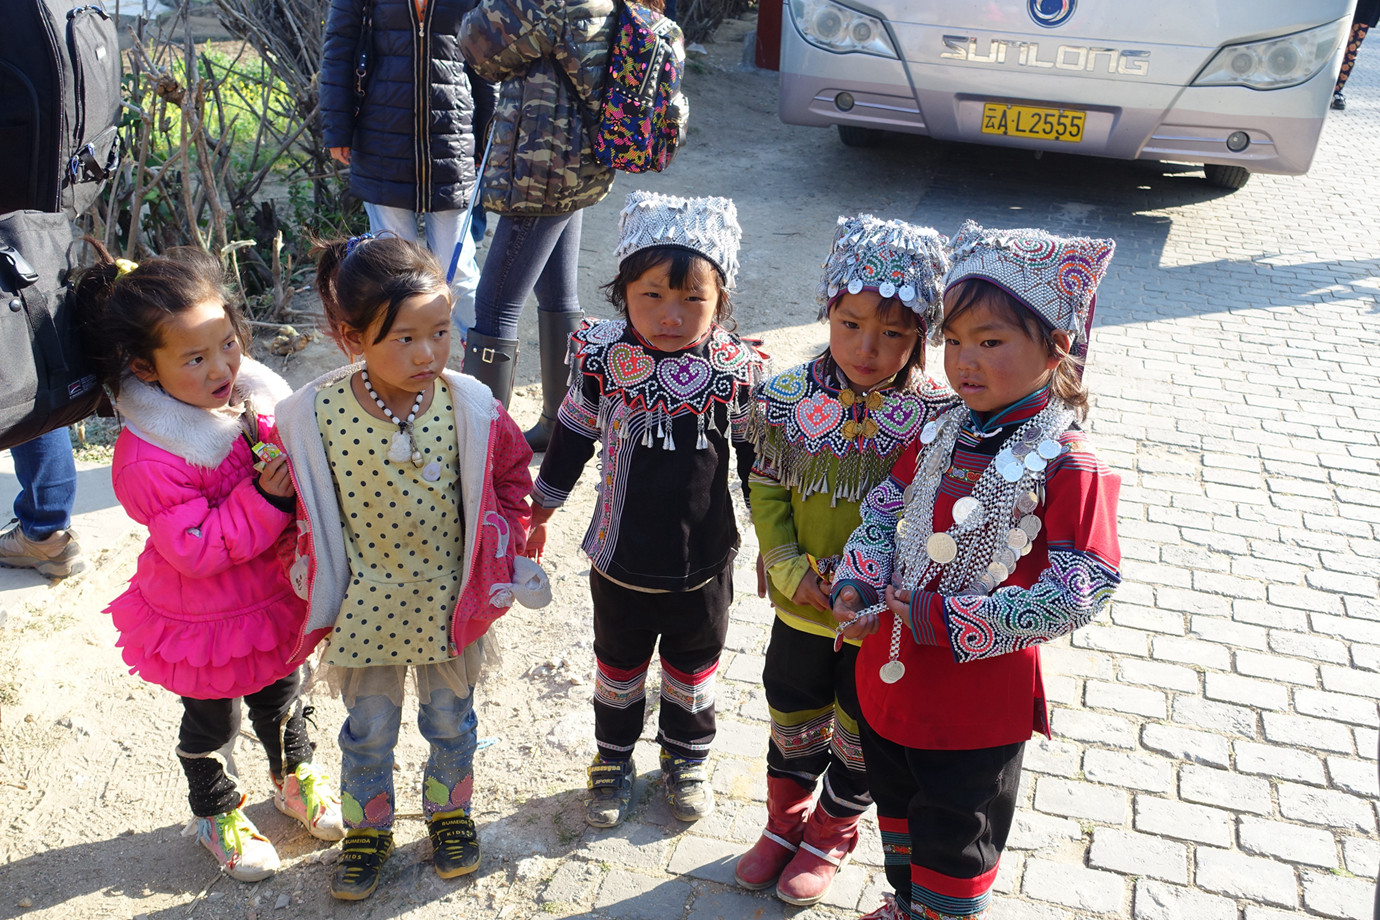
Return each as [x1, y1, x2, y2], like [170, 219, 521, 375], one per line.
[592, 2, 689, 173]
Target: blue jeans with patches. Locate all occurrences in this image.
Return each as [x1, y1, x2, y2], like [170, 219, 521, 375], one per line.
[472, 211, 584, 341]
[338, 685, 478, 829]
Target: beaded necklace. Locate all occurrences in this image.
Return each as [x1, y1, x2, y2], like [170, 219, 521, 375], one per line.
[361, 368, 426, 467]
[864, 398, 1075, 684]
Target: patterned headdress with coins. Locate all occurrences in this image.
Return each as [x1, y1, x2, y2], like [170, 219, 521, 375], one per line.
[944, 220, 1116, 364]
[614, 191, 742, 288]
[817, 215, 949, 341]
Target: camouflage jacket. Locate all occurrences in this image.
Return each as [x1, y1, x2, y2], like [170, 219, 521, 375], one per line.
[460, 0, 617, 215]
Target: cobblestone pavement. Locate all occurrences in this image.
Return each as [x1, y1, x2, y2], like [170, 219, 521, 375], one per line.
[563, 48, 1380, 920]
[3, 21, 1379, 920]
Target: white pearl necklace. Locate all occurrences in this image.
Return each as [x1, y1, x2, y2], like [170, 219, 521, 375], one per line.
[361, 368, 426, 468]
[868, 399, 1075, 684]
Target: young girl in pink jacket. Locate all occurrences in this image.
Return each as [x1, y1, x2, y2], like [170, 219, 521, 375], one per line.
[74, 246, 343, 883]
[274, 235, 544, 901]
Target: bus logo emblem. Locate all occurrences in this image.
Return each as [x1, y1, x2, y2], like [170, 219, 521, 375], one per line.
[1029, 0, 1075, 28]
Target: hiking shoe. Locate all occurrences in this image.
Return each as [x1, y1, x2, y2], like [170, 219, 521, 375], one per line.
[660, 751, 714, 822]
[0, 520, 86, 579]
[428, 808, 480, 878]
[274, 761, 345, 841]
[585, 756, 636, 828]
[182, 806, 281, 882]
[330, 829, 394, 900]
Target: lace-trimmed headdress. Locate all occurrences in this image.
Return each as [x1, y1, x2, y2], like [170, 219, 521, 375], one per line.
[817, 215, 949, 341]
[614, 191, 742, 288]
[944, 220, 1115, 364]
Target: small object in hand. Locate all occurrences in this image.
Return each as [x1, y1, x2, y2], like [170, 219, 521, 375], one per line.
[252, 440, 284, 472]
[808, 553, 841, 587]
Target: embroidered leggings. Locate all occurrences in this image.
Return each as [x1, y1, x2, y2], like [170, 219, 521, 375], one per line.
[590, 567, 731, 760]
[862, 717, 1025, 920]
[762, 617, 871, 817]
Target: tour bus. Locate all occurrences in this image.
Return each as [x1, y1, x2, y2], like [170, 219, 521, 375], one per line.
[777, 0, 1356, 188]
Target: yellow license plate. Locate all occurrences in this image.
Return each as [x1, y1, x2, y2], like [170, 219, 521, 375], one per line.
[981, 103, 1086, 142]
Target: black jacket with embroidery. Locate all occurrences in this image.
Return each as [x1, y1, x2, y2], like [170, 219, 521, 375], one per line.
[531, 319, 767, 591]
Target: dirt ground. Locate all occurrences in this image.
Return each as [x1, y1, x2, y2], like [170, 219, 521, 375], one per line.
[0, 12, 899, 919]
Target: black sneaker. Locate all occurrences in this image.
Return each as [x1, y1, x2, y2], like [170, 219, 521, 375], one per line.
[660, 751, 714, 822]
[330, 829, 394, 901]
[1333, 92, 1347, 110]
[429, 809, 480, 878]
[585, 756, 636, 828]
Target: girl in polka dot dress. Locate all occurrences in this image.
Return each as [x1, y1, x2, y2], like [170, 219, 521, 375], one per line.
[275, 236, 541, 900]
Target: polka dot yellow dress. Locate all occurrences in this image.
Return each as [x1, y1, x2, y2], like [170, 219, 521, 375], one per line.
[317, 378, 481, 704]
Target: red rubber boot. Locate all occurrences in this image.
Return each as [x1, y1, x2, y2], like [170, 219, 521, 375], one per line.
[774, 805, 860, 905]
[734, 776, 814, 890]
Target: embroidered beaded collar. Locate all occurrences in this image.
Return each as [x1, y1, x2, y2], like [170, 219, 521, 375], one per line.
[571, 318, 768, 449]
[750, 357, 956, 503]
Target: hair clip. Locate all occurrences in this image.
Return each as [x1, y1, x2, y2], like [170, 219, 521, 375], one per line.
[344, 233, 375, 256]
[114, 258, 139, 279]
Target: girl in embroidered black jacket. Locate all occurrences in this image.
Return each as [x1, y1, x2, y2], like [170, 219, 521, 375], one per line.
[526, 192, 766, 830]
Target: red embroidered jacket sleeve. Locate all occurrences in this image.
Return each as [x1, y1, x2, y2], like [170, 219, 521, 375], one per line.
[906, 444, 1122, 663]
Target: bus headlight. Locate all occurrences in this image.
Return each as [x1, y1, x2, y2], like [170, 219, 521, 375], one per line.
[788, 0, 898, 58]
[1193, 20, 1348, 89]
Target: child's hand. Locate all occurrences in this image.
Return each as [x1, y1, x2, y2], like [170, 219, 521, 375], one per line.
[755, 554, 767, 598]
[791, 571, 831, 612]
[258, 454, 296, 500]
[526, 522, 549, 563]
[884, 584, 912, 621]
[832, 585, 879, 642]
[525, 504, 555, 563]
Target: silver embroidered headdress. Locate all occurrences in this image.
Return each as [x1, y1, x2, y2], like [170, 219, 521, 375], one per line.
[614, 191, 742, 288]
[817, 215, 949, 340]
[944, 220, 1116, 364]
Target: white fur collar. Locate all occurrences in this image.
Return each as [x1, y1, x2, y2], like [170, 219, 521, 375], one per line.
[115, 357, 293, 469]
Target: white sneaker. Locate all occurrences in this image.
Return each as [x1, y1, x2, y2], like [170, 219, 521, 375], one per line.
[182, 805, 281, 881]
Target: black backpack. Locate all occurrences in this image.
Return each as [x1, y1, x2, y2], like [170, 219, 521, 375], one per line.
[0, 0, 123, 215]
[0, 1, 121, 449]
[0, 212, 102, 451]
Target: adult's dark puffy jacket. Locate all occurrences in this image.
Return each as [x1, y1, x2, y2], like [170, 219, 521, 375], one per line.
[458, 0, 617, 216]
[321, 0, 476, 212]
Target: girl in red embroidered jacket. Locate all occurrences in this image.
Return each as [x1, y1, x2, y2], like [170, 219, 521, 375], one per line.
[831, 221, 1122, 920]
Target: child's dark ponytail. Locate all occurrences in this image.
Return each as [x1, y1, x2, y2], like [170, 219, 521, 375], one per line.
[72, 241, 243, 397]
[312, 235, 448, 353]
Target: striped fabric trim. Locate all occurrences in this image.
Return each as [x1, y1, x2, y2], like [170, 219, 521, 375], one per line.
[761, 542, 800, 570]
[830, 713, 866, 775]
[769, 706, 834, 759]
[595, 660, 649, 710]
[910, 863, 998, 919]
[660, 658, 718, 715]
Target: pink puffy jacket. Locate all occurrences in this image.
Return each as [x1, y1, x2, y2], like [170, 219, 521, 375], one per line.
[106, 360, 312, 699]
[274, 366, 534, 657]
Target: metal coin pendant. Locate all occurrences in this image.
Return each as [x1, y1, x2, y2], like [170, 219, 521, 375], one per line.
[1016, 491, 1039, 513]
[1019, 514, 1042, 537]
[1037, 438, 1062, 460]
[920, 421, 939, 444]
[898, 284, 916, 303]
[952, 496, 981, 523]
[987, 561, 1009, 583]
[1024, 452, 1047, 472]
[997, 548, 1018, 569]
[1000, 460, 1025, 483]
[1007, 528, 1029, 550]
[879, 660, 906, 684]
[879, 281, 896, 299]
[926, 532, 958, 564]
